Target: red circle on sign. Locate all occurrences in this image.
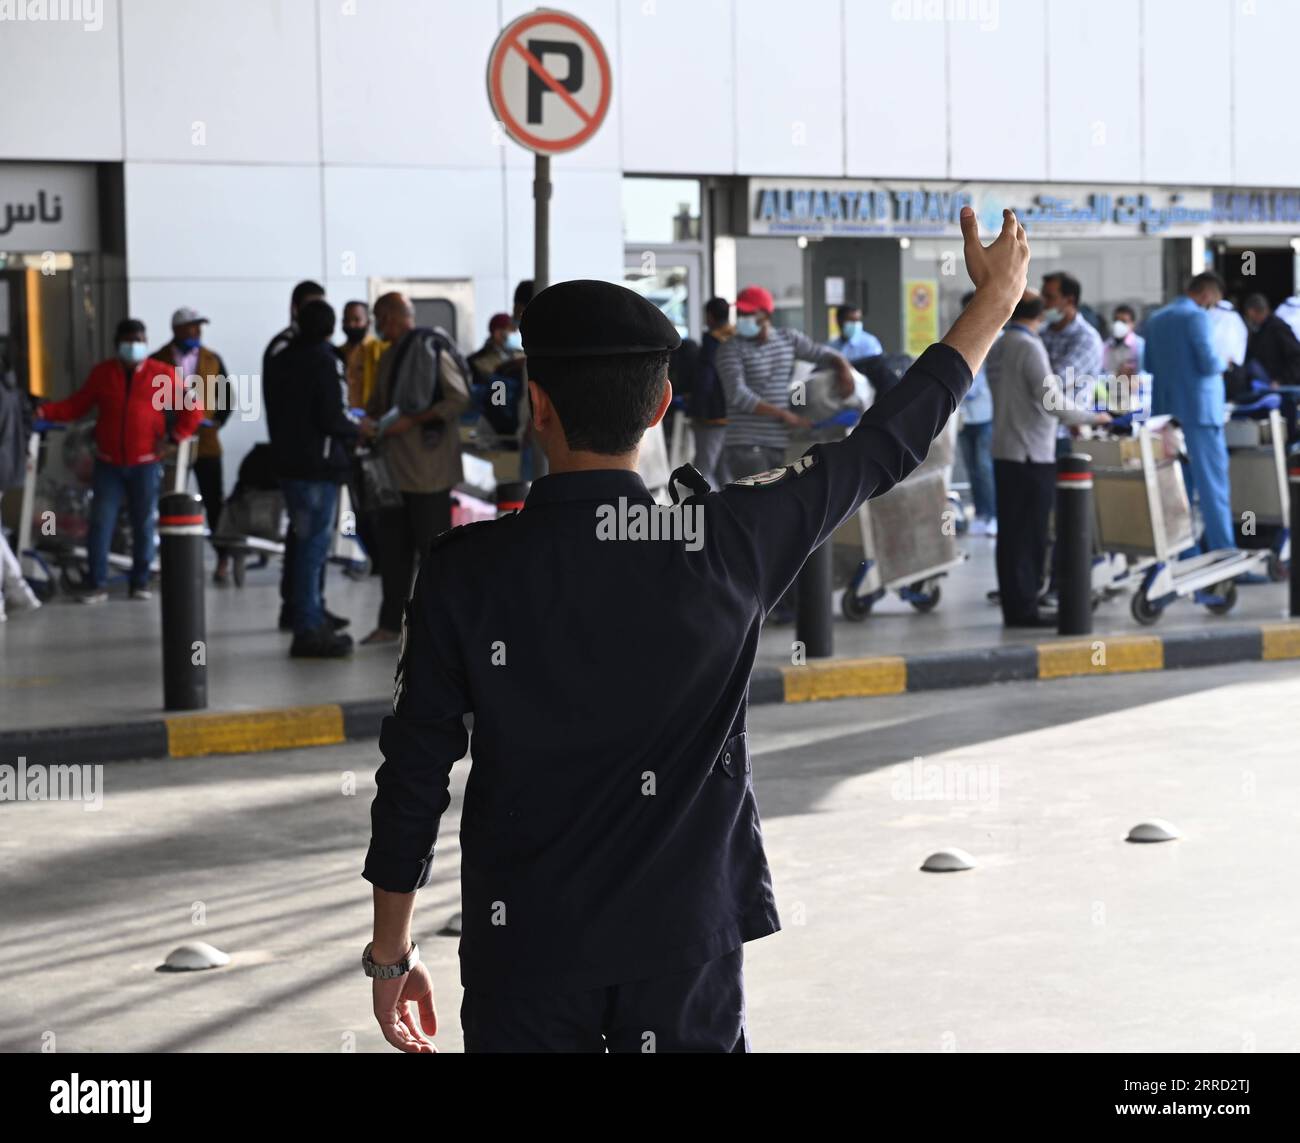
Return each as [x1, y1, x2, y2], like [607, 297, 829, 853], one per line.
[487, 10, 611, 154]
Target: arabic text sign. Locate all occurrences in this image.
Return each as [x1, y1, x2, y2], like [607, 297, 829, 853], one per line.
[486, 9, 611, 154]
[749, 179, 1300, 239]
[0, 163, 98, 251]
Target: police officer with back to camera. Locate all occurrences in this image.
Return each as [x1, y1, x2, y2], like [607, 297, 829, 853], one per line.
[360, 207, 1030, 1053]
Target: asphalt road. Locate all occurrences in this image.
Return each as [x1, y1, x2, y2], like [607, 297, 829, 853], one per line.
[2, 659, 1298, 1053]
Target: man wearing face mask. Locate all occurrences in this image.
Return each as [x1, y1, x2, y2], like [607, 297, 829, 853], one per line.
[468, 313, 527, 439]
[716, 285, 855, 488]
[37, 319, 202, 602]
[153, 308, 233, 584]
[340, 300, 387, 410]
[1103, 305, 1145, 379]
[828, 304, 884, 361]
[1039, 273, 1104, 441]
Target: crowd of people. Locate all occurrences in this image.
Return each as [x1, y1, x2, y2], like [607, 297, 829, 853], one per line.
[677, 268, 1297, 630]
[1, 263, 1296, 638]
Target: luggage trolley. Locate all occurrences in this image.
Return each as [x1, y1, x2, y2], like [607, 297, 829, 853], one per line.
[839, 417, 969, 619]
[20, 422, 195, 594]
[1226, 403, 1290, 581]
[1091, 419, 1268, 625]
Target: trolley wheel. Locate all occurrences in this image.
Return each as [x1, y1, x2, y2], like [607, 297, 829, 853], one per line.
[908, 580, 942, 613]
[1203, 579, 1238, 616]
[1130, 587, 1162, 626]
[232, 553, 247, 588]
[1266, 552, 1288, 583]
[840, 589, 875, 621]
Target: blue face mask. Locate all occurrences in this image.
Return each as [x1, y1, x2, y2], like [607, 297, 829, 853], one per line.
[841, 320, 862, 340]
[504, 331, 523, 352]
[118, 342, 148, 365]
[736, 315, 762, 339]
[180, 336, 201, 351]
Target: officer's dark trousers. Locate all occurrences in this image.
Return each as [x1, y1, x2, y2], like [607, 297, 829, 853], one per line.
[994, 458, 1055, 624]
[460, 947, 750, 1053]
[376, 489, 451, 632]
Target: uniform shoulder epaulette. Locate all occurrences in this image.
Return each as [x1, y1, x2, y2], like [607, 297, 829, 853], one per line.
[430, 515, 511, 552]
[668, 463, 711, 504]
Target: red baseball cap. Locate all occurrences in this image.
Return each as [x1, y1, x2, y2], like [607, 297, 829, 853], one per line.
[735, 285, 774, 315]
[488, 312, 514, 333]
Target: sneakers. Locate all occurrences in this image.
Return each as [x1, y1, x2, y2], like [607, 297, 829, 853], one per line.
[77, 589, 109, 605]
[129, 586, 153, 601]
[290, 623, 354, 659]
[967, 518, 999, 537]
[360, 627, 400, 646]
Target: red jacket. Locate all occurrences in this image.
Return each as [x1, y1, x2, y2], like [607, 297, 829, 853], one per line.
[38, 356, 202, 467]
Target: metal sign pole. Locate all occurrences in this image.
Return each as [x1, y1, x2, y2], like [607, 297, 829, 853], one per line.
[534, 152, 551, 293]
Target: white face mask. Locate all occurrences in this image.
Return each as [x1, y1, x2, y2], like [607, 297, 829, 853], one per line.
[118, 341, 148, 365]
[1111, 320, 1131, 340]
[1041, 307, 1064, 325]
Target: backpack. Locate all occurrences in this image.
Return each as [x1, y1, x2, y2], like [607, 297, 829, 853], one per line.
[388, 326, 472, 414]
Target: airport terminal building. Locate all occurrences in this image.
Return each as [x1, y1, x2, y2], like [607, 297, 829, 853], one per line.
[3, 0, 1300, 479]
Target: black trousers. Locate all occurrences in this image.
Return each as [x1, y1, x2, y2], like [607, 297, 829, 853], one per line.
[994, 458, 1055, 624]
[376, 489, 452, 632]
[192, 455, 227, 556]
[461, 947, 749, 1053]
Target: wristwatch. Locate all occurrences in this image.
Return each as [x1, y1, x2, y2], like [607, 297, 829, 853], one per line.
[361, 941, 420, 979]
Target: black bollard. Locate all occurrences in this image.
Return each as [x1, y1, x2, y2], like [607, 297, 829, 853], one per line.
[796, 539, 834, 658]
[158, 491, 207, 711]
[1290, 450, 1300, 618]
[1056, 453, 1093, 636]
[496, 480, 530, 516]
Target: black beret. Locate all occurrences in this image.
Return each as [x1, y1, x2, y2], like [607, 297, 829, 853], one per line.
[520, 279, 682, 359]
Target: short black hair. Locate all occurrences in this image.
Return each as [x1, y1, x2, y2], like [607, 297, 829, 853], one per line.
[528, 352, 669, 455]
[1042, 272, 1081, 305]
[114, 318, 146, 341]
[343, 300, 368, 317]
[1013, 294, 1045, 322]
[292, 279, 326, 309]
[1243, 293, 1270, 312]
[1188, 270, 1226, 295]
[513, 279, 535, 308]
[1113, 304, 1136, 321]
[297, 299, 336, 342]
[835, 304, 862, 325]
[704, 296, 731, 324]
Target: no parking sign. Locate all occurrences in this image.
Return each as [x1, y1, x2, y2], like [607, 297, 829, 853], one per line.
[486, 9, 612, 155]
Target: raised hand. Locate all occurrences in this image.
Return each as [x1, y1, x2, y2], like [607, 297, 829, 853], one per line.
[960, 206, 1029, 308]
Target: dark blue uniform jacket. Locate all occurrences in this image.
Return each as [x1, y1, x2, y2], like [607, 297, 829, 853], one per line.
[363, 342, 971, 996]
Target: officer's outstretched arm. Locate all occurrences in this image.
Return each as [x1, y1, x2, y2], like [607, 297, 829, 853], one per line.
[715, 208, 1027, 610]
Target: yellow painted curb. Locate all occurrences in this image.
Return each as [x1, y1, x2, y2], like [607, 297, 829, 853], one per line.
[166, 704, 345, 758]
[782, 656, 907, 702]
[1037, 635, 1164, 680]
[1260, 623, 1300, 661]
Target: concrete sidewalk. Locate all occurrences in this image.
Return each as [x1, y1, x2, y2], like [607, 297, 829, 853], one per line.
[2, 538, 1297, 763]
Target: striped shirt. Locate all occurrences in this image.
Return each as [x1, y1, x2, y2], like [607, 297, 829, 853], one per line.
[716, 327, 841, 449]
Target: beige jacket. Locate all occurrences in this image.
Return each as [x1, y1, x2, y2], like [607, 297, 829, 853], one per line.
[368, 333, 469, 493]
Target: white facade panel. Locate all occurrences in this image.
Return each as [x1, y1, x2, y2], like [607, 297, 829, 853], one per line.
[1142, 0, 1231, 184]
[121, 0, 320, 163]
[733, 0, 845, 177]
[617, 0, 735, 174]
[1047, 0, 1142, 182]
[124, 163, 323, 281]
[0, 4, 123, 161]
